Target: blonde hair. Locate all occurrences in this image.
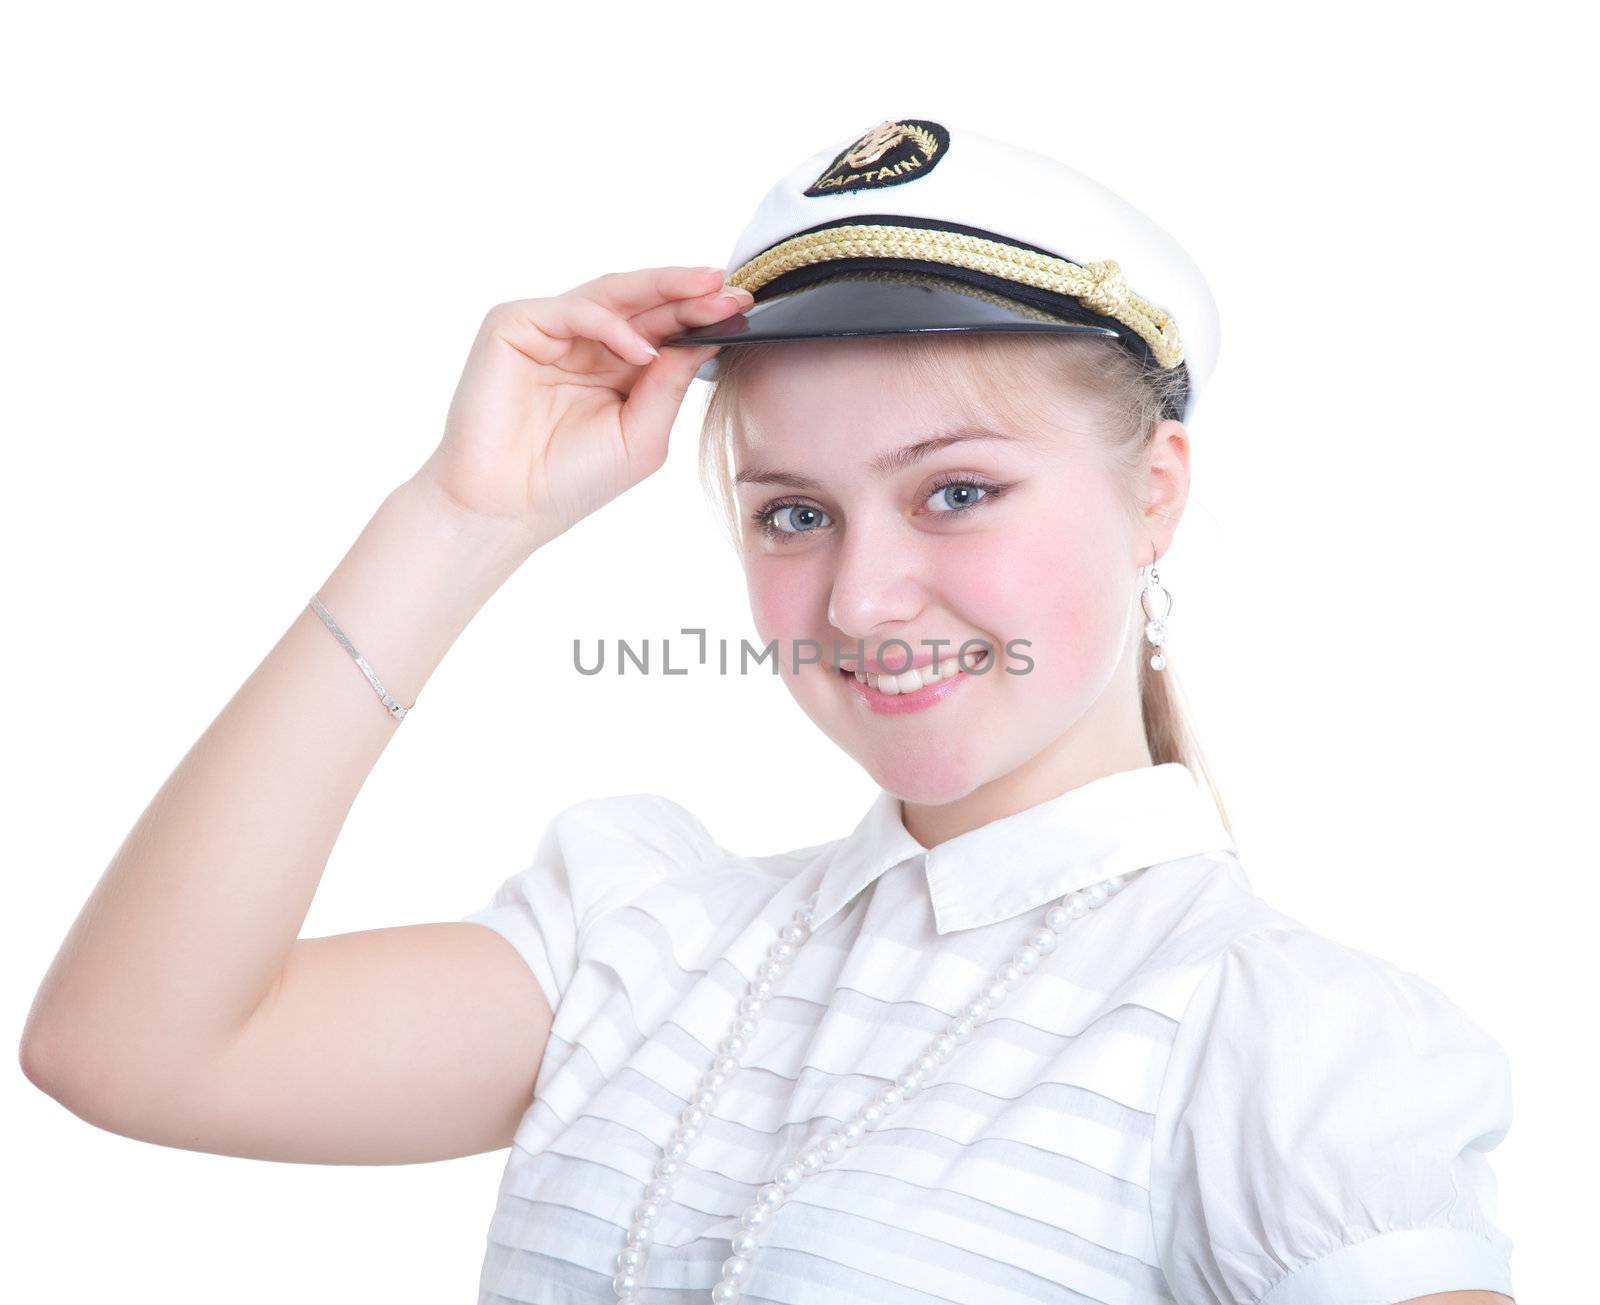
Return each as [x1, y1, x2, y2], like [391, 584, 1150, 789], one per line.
[696, 330, 1233, 842]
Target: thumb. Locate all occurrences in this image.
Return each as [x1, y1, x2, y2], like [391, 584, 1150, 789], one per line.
[618, 343, 722, 473]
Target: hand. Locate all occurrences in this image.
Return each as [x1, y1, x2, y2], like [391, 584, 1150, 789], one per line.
[412, 265, 751, 548]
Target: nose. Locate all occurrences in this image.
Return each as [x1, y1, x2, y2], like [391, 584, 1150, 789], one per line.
[825, 512, 930, 644]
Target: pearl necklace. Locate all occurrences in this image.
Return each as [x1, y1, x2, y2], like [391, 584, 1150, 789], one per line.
[609, 867, 1140, 1303]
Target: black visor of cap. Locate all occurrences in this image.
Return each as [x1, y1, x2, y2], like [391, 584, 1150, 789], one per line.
[660, 215, 1190, 419]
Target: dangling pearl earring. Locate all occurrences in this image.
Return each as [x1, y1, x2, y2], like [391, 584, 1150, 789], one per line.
[1141, 551, 1172, 672]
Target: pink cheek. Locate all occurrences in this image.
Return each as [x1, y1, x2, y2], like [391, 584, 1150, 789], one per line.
[940, 527, 1076, 629]
[746, 559, 820, 645]
[953, 524, 1126, 684]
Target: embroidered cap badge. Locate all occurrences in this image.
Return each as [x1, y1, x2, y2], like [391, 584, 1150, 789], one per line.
[802, 118, 951, 197]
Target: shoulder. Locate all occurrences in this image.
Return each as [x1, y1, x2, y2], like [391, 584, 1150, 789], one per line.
[527, 791, 734, 923]
[1112, 849, 1301, 1014]
[1126, 852, 1499, 1045]
[543, 791, 725, 868]
[1177, 916, 1507, 1064]
[465, 792, 727, 933]
[463, 792, 841, 1014]
[1147, 912, 1517, 1304]
[544, 791, 838, 884]
[1134, 857, 1514, 1143]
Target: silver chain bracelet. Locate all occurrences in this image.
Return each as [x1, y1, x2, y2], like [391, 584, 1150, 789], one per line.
[308, 594, 415, 722]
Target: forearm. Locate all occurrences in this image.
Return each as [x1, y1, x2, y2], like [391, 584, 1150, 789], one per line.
[20, 474, 536, 1095]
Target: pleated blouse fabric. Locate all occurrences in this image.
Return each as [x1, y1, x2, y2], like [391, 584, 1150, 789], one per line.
[459, 762, 1515, 1304]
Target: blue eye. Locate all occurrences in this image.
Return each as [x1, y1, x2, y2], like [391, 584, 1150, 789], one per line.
[753, 501, 832, 539]
[925, 481, 989, 513]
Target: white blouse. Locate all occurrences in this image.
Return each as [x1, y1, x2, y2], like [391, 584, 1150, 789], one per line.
[459, 762, 1515, 1304]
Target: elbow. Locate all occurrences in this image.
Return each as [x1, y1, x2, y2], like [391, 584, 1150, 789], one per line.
[18, 1013, 93, 1107]
[18, 970, 91, 1102]
[19, 1014, 131, 1122]
[18, 1024, 52, 1093]
[18, 1020, 157, 1138]
[18, 1008, 213, 1142]
[18, 1018, 78, 1106]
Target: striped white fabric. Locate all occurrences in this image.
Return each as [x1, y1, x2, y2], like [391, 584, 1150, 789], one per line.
[460, 762, 1515, 1304]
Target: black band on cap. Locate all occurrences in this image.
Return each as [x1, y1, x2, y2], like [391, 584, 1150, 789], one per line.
[743, 214, 1191, 419]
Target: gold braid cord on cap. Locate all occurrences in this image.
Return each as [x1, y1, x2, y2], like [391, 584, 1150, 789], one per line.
[726, 223, 1185, 368]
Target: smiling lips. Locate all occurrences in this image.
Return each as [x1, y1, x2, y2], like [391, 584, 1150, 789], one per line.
[838, 649, 985, 697]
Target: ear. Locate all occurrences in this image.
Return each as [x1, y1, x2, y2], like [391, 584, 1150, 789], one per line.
[1140, 419, 1191, 564]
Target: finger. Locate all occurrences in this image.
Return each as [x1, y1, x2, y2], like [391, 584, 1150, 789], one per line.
[570, 265, 732, 317]
[513, 294, 659, 368]
[617, 343, 721, 472]
[629, 285, 756, 341]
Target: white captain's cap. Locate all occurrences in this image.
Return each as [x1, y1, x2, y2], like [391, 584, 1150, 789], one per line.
[661, 115, 1220, 423]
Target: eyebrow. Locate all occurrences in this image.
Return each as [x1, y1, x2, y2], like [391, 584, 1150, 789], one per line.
[733, 427, 1030, 492]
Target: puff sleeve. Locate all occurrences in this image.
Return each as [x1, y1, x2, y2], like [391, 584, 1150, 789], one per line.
[458, 793, 715, 1016]
[1149, 924, 1515, 1305]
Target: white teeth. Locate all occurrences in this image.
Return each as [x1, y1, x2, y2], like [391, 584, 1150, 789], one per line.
[855, 652, 977, 694]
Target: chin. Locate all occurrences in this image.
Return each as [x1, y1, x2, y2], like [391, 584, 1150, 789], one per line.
[872, 766, 984, 808]
[791, 665, 1065, 805]
[842, 720, 1012, 807]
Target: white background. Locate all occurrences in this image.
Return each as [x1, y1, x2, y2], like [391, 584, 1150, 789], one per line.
[4, 3, 1591, 1301]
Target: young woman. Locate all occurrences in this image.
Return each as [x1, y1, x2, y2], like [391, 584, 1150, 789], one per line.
[20, 120, 1516, 1305]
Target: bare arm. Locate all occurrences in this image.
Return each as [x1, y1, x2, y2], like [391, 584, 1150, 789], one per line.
[18, 473, 537, 1117]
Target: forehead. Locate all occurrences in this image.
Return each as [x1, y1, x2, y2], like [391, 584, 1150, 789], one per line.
[728, 336, 1091, 468]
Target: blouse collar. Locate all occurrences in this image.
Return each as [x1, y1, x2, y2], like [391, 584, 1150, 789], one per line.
[809, 761, 1238, 935]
